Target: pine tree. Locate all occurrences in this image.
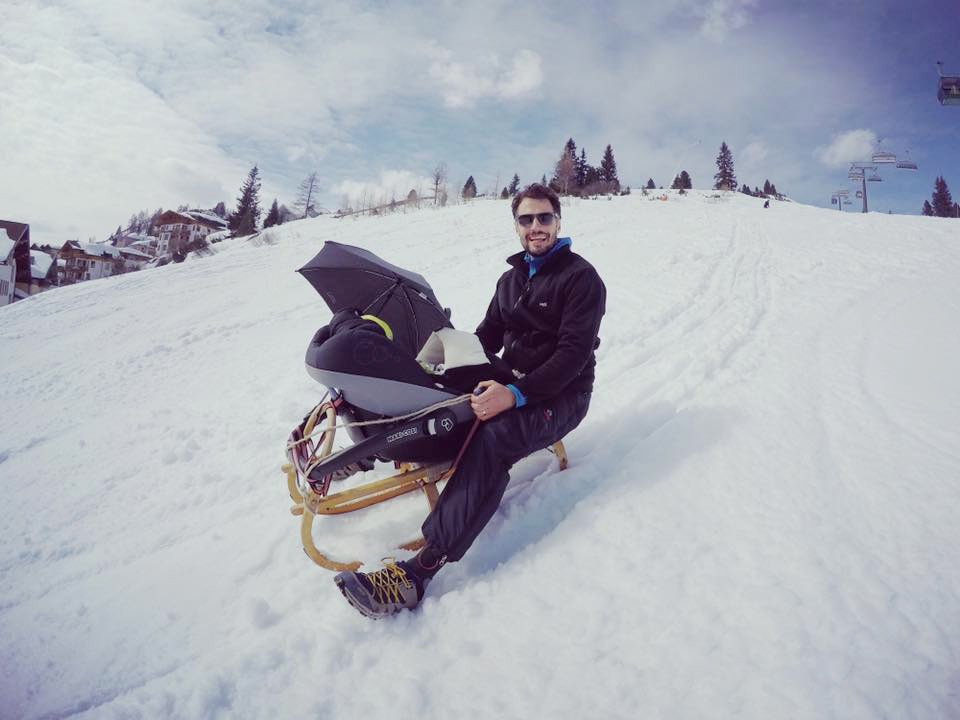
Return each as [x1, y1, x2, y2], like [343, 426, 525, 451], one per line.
[671, 174, 682, 190]
[508, 174, 520, 195]
[646, 178, 656, 189]
[770, 183, 779, 197]
[213, 201, 227, 218]
[713, 141, 737, 191]
[577, 149, 588, 188]
[922, 200, 934, 216]
[229, 165, 262, 236]
[584, 163, 600, 187]
[462, 175, 478, 200]
[741, 184, 752, 195]
[679, 170, 692, 189]
[264, 199, 281, 228]
[931, 176, 954, 217]
[763, 179, 772, 196]
[541, 174, 547, 186]
[600, 144, 619, 192]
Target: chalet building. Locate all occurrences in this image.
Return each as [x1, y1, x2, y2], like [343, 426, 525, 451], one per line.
[155, 210, 227, 257]
[127, 239, 157, 257]
[0, 220, 31, 306]
[117, 246, 152, 271]
[117, 232, 158, 254]
[58, 241, 124, 284]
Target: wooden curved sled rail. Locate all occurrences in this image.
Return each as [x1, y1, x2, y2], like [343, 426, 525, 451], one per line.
[284, 441, 567, 571]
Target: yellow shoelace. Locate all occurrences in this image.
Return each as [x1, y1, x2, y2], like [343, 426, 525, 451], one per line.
[367, 560, 413, 604]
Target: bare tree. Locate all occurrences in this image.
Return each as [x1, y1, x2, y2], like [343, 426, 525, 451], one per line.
[553, 151, 577, 195]
[432, 163, 447, 205]
[294, 172, 321, 218]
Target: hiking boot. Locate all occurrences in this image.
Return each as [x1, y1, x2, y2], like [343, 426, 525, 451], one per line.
[334, 559, 426, 619]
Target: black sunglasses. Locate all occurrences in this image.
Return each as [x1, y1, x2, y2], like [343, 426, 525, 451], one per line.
[515, 212, 558, 227]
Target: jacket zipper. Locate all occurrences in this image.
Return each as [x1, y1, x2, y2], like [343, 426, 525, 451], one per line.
[512, 278, 532, 312]
[509, 278, 533, 356]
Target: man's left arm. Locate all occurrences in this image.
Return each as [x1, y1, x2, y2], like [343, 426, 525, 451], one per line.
[513, 268, 606, 402]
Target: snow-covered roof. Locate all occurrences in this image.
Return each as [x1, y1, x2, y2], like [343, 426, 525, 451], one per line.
[186, 211, 228, 228]
[82, 243, 121, 259]
[118, 247, 152, 259]
[0, 221, 28, 260]
[30, 250, 54, 279]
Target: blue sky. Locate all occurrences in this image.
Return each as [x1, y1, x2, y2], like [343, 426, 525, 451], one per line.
[1, 0, 958, 245]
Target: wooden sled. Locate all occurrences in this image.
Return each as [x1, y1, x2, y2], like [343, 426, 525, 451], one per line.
[283, 401, 568, 571]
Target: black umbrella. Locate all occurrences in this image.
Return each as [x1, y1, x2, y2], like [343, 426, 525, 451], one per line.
[298, 241, 452, 356]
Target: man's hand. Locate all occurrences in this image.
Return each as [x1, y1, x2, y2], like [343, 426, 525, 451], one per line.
[470, 380, 515, 421]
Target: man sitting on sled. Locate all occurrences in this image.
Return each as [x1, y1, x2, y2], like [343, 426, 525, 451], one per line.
[335, 183, 607, 617]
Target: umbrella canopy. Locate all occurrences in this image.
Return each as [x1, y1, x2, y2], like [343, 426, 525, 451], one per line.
[298, 241, 452, 356]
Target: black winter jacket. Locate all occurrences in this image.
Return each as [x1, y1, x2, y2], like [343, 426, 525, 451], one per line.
[475, 242, 606, 402]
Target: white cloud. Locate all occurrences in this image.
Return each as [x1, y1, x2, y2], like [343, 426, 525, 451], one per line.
[428, 49, 543, 108]
[331, 170, 436, 208]
[741, 141, 770, 167]
[0, 0, 924, 244]
[697, 0, 758, 41]
[816, 130, 879, 168]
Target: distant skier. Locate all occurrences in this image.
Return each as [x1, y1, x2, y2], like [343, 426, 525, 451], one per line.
[763, 199, 770, 209]
[334, 183, 607, 617]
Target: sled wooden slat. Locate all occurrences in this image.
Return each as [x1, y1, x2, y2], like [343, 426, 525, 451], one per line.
[549, 440, 568, 470]
[305, 463, 448, 515]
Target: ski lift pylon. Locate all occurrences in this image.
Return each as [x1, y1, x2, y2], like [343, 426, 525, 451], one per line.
[937, 61, 960, 105]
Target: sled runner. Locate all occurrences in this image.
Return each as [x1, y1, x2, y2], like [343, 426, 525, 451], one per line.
[282, 242, 567, 571]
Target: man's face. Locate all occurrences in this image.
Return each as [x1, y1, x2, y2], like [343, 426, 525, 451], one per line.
[514, 197, 561, 257]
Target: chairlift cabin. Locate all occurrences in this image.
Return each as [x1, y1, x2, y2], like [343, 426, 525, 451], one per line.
[896, 159, 918, 170]
[871, 151, 897, 164]
[937, 62, 960, 105]
[867, 172, 883, 182]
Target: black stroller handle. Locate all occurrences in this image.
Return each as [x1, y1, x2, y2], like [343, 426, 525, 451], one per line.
[306, 407, 460, 485]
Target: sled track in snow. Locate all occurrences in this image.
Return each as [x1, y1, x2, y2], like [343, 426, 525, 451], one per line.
[602, 215, 774, 411]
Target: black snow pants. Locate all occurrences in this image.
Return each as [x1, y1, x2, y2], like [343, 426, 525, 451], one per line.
[421, 390, 591, 562]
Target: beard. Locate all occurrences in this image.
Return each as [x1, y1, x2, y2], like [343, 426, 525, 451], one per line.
[522, 232, 558, 256]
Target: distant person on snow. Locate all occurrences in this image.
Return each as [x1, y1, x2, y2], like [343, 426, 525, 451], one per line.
[763, 199, 770, 209]
[334, 183, 607, 617]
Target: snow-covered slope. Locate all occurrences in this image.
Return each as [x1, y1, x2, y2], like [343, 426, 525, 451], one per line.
[2, 192, 959, 719]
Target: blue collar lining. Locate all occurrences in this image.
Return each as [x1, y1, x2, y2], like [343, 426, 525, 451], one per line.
[525, 237, 572, 277]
